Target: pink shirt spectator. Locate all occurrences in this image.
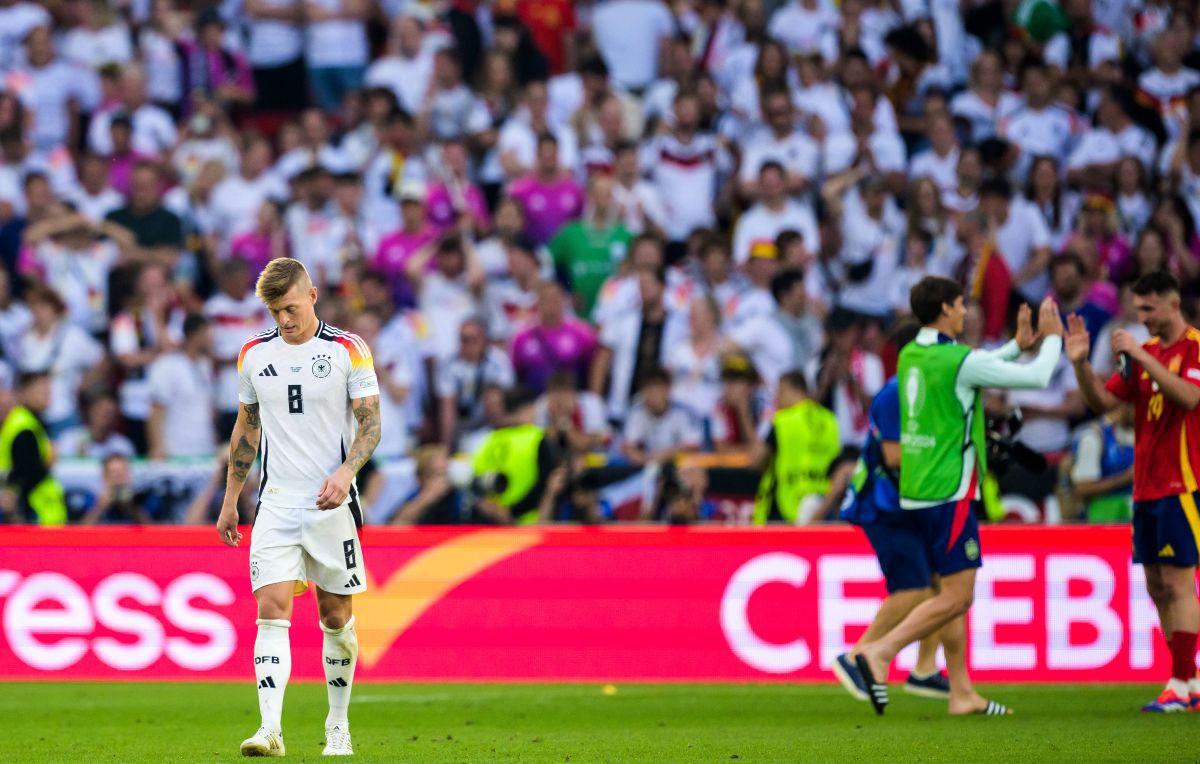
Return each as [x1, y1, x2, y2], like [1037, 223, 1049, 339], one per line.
[427, 183, 491, 233]
[511, 318, 597, 393]
[229, 231, 278, 280]
[508, 175, 584, 245]
[373, 227, 438, 280]
[108, 151, 154, 197]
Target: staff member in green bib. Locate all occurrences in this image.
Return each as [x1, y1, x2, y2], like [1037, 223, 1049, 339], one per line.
[471, 390, 567, 524]
[0, 371, 67, 525]
[753, 371, 842, 524]
[854, 276, 1064, 715]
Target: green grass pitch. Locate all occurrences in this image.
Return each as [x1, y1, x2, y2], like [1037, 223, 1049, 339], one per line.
[1, 682, 1194, 762]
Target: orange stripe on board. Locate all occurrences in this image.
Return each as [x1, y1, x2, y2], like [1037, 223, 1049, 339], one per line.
[353, 529, 544, 667]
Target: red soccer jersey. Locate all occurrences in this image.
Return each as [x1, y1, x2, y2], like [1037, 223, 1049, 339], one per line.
[1105, 326, 1200, 501]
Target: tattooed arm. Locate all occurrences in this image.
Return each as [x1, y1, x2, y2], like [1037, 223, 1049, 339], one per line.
[216, 402, 261, 546]
[316, 395, 381, 510]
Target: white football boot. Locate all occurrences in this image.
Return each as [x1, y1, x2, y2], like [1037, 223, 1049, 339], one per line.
[322, 724, 353, 756]
[240, 726, 286, 757]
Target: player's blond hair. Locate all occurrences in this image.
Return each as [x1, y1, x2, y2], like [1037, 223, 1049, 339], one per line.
[255, 258, 311, 304]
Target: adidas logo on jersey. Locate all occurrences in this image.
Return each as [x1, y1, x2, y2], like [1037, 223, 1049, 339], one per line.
[344, 574, 361, 588]
[258, 364, 279, 377]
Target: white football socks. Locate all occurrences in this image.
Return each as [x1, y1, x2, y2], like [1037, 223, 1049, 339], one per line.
[321, 615, 359, 727]
[253, 618, 292, 734]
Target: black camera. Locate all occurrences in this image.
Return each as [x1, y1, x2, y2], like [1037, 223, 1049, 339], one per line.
[469, 472, 509, 496]
[985, 409, 1047, 477]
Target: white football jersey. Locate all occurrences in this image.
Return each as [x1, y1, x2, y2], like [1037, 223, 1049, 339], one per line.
[237, 321, 379, 520]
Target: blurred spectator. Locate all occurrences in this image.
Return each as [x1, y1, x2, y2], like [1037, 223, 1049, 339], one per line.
[727, 268, 823, 395]
[1069, 405, 1135, 523]
[177, 8, 255, 118]
[592, 265, 686, 424]
[733, 161, 819, 265]
[391, 444, 465, 524]
[591, 0, 675, 92]
[8, 25, 101, 154]
[205, 259, 271, 439]
[18, 285, 107, 437]
[485, 234, 541, 343]
[665, 294, 723, 424]
[406, 235, 486, 361]
[373, 179, 437, 298]
[437, 316, 514, 449]
[79, 453, 153, 524]
[87, 65, 176, 157]
[244, 0, 306, 112]
[979, 176, 1053, 302]
[535, 369, 610, 456]
[611, 140, 668, 236]
[508, 133, 584, 246]
[20, 209, 136, 334]
[211, 134, 287, 254]
[56, 393, 136, 460]
[304, 0, 370, 112]
[643, 91, 730, 248]
[548, 173, 630, 315]
[365, 16, 434, 116]
[147, 313, 216, 459]
[710, 354, 765, 453]
[620, 368, 702, 519]
[109, 261, 180, 453]
[69, 153, 125, 223]
[512, 280, 596, 394]
[806, 311, 884, 447]
[1091, 282, 1151, 379]
[105, 162, 184, 264]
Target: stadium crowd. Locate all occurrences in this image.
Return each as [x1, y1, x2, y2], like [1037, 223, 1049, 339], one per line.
[0, 0, 1196, 525]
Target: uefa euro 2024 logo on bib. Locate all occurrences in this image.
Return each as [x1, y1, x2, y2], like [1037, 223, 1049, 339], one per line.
[904, 366, 926, 432]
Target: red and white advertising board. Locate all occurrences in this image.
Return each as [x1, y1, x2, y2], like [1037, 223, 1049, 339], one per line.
[0, 525, 1166, 682]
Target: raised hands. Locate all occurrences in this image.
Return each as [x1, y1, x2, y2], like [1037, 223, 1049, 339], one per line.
[1037, 296, 1064, 338]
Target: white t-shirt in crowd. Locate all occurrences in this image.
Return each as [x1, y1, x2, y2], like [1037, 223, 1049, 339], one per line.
[87, 104, 178, 157]
[31, 239, 120, 334]
[372, 331, 414, 460]
[0, 2, 51, 73]
[591, 0, 675, 89]
[909, 147, 960, 195]
[822, 129, 906, 176]
[247, 0, 304, 67]
[835, 189, 904, 317]
[364, 52, 435, 115]
[739, 130, 820, 188]
[7, 61, 102, 151]
[203, 291, 272, 414]
[642, 132, 731, 240]
[732, 199, 820, 264]
[148, 351, 217, 458]
[419, 273, 481, 361]
[304, 0, 369, 68]
[210, 171, 289, 249]
[622, 400, 701, 454]
[805, 349, 884, 445]
[60, 24, 134, 70]
[1066, 125, 1157, 173]
[138, 29, 182, 105]
[664, 341, 722, 420]
[949, 89, 1022, 143]
[995, 197, 1052, 301]
[1007, 354, 1079, 454]
[768, 0, 839, 59]
[19, 322, 105, 424]
[68, 186, 125, 223]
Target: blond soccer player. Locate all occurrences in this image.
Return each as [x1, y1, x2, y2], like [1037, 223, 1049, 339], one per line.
[217, 258, 381, 756]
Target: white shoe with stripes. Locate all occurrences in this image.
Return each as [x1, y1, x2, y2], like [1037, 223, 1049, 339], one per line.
[240, 726, 285, 757]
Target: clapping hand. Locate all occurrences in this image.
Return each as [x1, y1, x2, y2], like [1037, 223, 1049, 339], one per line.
[1014, 303, 1035, 351]
[1037, 297, 1063, 338]
[1064, 314, 1091, 365]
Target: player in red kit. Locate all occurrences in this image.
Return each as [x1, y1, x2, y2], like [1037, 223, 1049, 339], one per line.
[1066, 272, 1200, 712]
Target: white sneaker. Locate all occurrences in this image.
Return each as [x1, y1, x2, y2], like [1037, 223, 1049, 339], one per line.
[322, 724, 353, 756]
[240, 726, 286, 757]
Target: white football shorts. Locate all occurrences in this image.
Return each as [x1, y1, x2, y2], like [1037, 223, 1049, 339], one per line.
[249, 502, 367, 595]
